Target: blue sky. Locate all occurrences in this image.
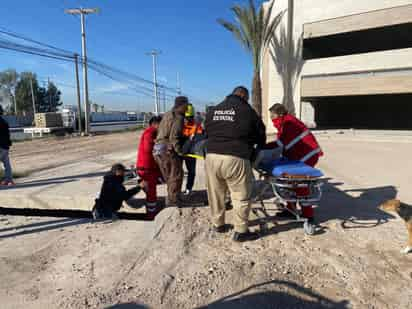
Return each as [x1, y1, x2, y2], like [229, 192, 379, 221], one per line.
[0, 0, 265, 112]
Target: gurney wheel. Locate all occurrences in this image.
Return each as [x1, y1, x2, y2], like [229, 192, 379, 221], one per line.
[303, 221, 316, 236]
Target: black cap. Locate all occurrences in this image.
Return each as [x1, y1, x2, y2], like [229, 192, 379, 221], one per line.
[174, 96, 189, 108]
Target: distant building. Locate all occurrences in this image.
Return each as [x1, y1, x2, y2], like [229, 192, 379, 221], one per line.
[262, 0, 412, 131]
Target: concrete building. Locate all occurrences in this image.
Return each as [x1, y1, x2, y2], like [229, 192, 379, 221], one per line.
[262, 0, 412, 132]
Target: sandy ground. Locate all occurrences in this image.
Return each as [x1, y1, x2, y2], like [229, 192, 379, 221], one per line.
[1, 131, 412, 309]
[9, 131, 141, 175]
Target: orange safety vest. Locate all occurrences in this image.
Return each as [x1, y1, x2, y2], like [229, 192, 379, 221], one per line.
[183, 121, 203, 137]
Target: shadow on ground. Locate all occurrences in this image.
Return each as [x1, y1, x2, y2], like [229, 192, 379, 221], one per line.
[0, 207, 150, 221]
[319, 179, 396, 229]
[250, 178, 396, 235]
[0, 218, 91, 240]
[105, 303, 148, 309]
[197, 280, 350, 309]
[0, 171, 106, 190]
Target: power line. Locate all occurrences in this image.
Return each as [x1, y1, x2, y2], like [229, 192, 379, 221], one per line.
[0, 27, 182, 94]
[0, 27, 74, 56]
[0, 27, 187, 104]
[0, 38, 75, 62]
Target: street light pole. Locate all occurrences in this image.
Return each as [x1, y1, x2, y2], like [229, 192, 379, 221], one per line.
[65, 7, 99, 135]
[146, 50, 161, 115]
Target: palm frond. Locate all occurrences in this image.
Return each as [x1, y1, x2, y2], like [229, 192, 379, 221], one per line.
[217, 18, 249, 50]
[263, 10, 285, 51]
[232, 6, 254, 52]
[217, 0, 285, 114]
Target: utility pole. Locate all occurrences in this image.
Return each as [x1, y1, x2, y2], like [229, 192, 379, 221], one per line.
[146, 50, 161, 115]
[47, 77, 51, 112]
[162, 86, 166, 113]
[287, 0, 294, 114]
[30, 77, 36, 116]
[12, 95, 17, 115]
[177, 72, 182, 95]
[74, 53, 82, 133]
[65, 7, 99, 135]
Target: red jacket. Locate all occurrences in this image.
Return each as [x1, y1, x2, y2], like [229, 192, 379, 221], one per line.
[136, 126, 159, 170]
[270, 114, 323, 167]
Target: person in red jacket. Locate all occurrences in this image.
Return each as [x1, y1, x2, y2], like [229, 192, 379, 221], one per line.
[136, 116, 163, 220]
[268, 103, 323, 167]
[268, 103, 323, 222]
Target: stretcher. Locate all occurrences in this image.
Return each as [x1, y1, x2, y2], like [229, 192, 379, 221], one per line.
[255, 158, 324, 235]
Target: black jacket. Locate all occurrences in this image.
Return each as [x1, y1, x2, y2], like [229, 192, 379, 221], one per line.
[95, 173, 140, 215]
[205, 95, 266, 160]
[0, 116, 12, 150]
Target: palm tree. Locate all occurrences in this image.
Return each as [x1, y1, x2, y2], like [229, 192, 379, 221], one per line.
[218, 0, 284, 115]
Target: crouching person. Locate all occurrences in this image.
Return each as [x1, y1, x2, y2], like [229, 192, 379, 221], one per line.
[92, 164, 146, 220]
[268, 103, 323, 223]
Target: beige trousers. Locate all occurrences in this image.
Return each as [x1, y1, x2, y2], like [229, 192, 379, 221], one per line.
[205, 153, 253, 233]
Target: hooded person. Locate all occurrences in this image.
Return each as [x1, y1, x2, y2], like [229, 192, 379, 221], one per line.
[92, 163, 146, 220]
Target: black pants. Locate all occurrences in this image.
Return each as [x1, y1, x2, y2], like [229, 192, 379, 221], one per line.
[184, 157, 196, 191]
[93, 199, 122, 218]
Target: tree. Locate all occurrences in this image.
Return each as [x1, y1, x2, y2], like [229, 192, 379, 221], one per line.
[15, 72, 41, 115]
[41, 82, 62, 112]
[0, 69, 18, 114]
[218, 0, 284, 115]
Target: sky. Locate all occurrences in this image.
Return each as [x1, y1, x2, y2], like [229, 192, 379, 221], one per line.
[0, 0, 266, 112]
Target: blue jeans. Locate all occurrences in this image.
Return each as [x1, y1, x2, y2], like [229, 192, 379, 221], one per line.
[0, 148, 12, 182]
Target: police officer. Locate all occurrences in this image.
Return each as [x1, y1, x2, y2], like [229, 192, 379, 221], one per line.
[205, 86, 266, 242]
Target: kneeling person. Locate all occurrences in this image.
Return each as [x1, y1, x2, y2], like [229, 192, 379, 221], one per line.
[93, 164, 146, 220]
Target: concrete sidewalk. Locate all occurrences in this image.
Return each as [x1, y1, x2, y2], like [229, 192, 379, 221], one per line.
[0, 150, 163, 212]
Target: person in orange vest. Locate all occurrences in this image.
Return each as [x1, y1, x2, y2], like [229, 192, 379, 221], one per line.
[267, 103, 323, 222]
[136, 116, 163, 220]
[182, 104, 203, 195]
